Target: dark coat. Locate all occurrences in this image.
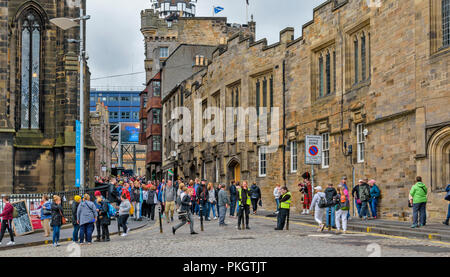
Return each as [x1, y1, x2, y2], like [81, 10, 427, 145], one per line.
[196, 184, 208, 204]
[324, 187, 337, 206]
[98, 200, 111, 225]
[71, 201, 80, 224]
[250, 184, 261, 199]
[179, 194, 192, 213]
[147, 190, 156, 205]
[229, 185, 237, 200]
[51, 202, 63, 227]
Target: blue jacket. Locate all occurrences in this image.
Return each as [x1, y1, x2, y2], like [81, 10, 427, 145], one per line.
[370, 184, 381, 199]
[40, 201, 52, 220]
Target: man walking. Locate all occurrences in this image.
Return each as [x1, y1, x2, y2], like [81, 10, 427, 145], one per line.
[172, 188, 198, 235]
[410, 176, 428, 228]
[358, 179, 371, 221]
[324, 183, 337, 229]
[275, 187, 291, 230]
[163, 180, 176, 223]
[237, 181, 251, 230]
[218, 184, 230, 226]
[250, 182, 262, 215]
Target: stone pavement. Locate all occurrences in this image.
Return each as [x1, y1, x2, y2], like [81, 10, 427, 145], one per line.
[258, 209, 450, 242]
[1, 213, 450, 257]
[0, 217, 149, 251]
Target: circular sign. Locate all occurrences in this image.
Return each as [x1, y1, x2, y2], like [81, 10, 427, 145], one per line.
[309, 146, 319, 156]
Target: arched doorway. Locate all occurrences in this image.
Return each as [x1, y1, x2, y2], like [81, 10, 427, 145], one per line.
[428, 126, 450, 190]
[227, 158, 241, 183]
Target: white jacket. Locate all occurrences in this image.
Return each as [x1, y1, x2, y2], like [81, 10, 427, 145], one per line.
[273, 187, 281, 199]
[310, 192, 326, 211]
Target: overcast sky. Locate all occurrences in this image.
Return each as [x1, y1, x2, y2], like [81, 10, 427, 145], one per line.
[86, 0, 324, 90]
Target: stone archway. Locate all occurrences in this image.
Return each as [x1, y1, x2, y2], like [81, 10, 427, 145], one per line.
[227, 157, 241, 183]
[428, 126, 450, 191]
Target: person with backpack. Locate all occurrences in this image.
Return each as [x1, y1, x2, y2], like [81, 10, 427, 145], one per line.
[72, 195, 82, 243]
[443, 184, 450, 226]
[352, 182, 361, 218]
[324, 183, 337, 230]
[358, 179, 371, 221]
[94, 191, 104, 242]
[249, 182, 262, 215]
[310, 186, 326, 232]
[147, 185, 157, 221]
[77, 194, 98, 245]
[97, 194, 111, 242]
[335, 185, 350, 233]
[409, 176, 428, 228]
[368, 180, 381, 219]
[0, 195, 15, 246]
[196, 180, 208, 221]
[50, 195, 64, 247]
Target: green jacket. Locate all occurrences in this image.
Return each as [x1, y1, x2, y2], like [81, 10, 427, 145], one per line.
[410, 182, 428, 204]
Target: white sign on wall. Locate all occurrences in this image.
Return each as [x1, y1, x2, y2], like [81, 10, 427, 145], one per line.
[305, 135, 322, 165]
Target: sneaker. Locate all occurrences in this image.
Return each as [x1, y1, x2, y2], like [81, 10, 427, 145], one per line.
[214, 217, 217, 220]
[320, 224, 325, 232]
[410, 224, 419, 228]
[443, 221, 449, 226]
[121, 233, 128, 237]
[238, 226, 241, 230]
[172, 227, 176, 235]
[306, 210, 310, 215]
[246, 226, 251, 230]
[190, 232, 198, 235]
[6, 241, 15, 246]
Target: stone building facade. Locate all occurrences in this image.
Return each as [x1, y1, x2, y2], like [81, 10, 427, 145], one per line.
[0, 0, 95, 193]
[140, 0, 256, 180]
[169, 0, 449, 221]
[90, 101, 111, 178]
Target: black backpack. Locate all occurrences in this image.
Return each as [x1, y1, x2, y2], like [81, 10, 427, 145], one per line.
[318, 195, 328, 208]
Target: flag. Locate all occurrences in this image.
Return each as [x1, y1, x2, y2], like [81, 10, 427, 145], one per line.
[214, 6, 224, 14]
[168, 169, 174, 176]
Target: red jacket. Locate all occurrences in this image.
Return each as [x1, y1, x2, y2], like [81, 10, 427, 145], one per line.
[0, 203, 13, 220]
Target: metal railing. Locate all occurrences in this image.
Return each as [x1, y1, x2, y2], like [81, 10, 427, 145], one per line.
[0, 184, 111, 224]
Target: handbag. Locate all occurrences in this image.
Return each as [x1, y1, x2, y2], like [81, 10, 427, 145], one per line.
[59, 209, 67, 225]
[356, 199, 362, 205]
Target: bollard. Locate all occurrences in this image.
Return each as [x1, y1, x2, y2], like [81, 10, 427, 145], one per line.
[159, 205, 163, 233]
[200, 205, 204, 232]
[286, 209, 290, 230]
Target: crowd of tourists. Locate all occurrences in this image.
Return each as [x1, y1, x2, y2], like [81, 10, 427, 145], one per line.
[0, 173, 449, 247]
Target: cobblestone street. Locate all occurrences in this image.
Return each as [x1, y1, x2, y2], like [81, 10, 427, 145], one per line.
[1, 214, 449, 257]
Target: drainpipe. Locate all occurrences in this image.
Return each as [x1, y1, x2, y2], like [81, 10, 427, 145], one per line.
[282, 60, 287, 186]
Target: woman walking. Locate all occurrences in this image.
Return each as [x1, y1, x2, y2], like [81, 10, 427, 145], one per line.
[310, 186, 326, 232]
[77, 194, 97, 245]
[72, 195, 82, 243]
[206, 183, 217, 220]
[147, 186, 157, 221]
[50, 195, 64, 247]
[119, 194, 132, 236]
[40, 195, 52, 237]
[0, 196, 15, 246]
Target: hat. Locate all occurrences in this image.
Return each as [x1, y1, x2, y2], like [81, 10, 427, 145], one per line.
[368, 179, 376, 185]
[94, 191, 102, 197]
[314, 186, 322, 191]
[302, 172, 311, 180]
[74, 195, 81, 202]
[358, 179, 364, 183]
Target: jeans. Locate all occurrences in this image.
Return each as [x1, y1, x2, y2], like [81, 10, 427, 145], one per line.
[149, 204, 156, 220]
[101, 224, 110, 240]
[0, 219, 14, 242]
[276, 208, 289, 230]
[230, 198, 237, 216]
[96, 220, 102, 239]
[447, 204, 450, 221]
[72, 224, 80, 242]
[194, 201, 200, 215]
[206, 202, 216, 219]
[412, 202, 427, 226]
[360, 201, 370, 219]
[219, 206, 227, 225]
[52, 225, 61, 244]
[275, 198, 280, 212]
[79, 223, 94, 243]
[251, 198, 258, 212]
[326, 206, 336, 227]
[355, 200, 362, 217]
[370, 198, 378, 218]
[118, 214, 129, 234]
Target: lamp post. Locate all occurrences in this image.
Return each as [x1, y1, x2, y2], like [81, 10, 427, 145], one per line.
[50, 8, 91, 190]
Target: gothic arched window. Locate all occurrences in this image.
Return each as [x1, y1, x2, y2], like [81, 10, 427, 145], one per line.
[20, 11, 41, 129]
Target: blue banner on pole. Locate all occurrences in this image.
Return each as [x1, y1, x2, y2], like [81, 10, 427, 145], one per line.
[214, 6, 224, 14]
[76, 120, 81, 188]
